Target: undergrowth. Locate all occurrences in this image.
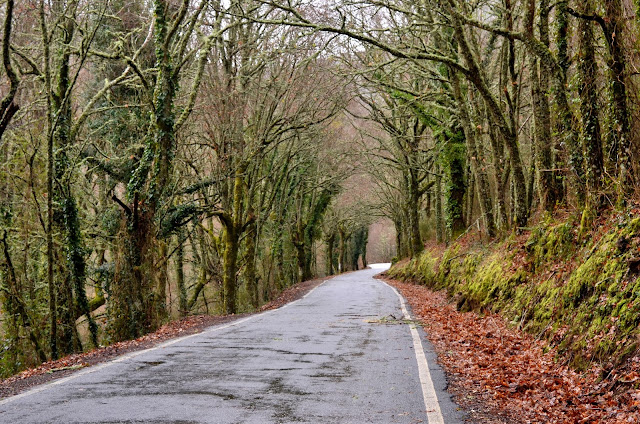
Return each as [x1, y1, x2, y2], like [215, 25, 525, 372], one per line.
[388, 208, 640, 373]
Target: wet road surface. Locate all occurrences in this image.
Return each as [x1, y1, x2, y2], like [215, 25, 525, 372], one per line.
[0, 264, 464, 423]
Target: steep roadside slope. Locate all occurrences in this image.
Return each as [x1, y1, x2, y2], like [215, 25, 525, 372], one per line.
[385, 208, 640, 422]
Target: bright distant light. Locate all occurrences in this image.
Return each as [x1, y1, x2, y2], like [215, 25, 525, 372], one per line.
[369, 263, 391, 270]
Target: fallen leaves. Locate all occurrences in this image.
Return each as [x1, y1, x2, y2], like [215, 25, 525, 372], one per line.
[384, 277, 640, 424]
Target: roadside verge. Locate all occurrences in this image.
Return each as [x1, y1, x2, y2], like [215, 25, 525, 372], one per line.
[382, 275, 640, 423]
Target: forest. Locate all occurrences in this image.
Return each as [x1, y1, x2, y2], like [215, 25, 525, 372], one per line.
[1, 0, 639, 380]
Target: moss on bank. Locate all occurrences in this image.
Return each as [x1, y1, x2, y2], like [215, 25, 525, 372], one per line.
[388, 210, 640, 372]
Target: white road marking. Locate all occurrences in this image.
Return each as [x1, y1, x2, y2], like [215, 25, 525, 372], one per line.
[382, 280, 446, 424]
[0, 280, 329, 406]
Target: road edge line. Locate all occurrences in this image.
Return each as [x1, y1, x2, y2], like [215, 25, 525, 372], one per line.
[380, 279, 446, 424]
[0, 279, 330, 407]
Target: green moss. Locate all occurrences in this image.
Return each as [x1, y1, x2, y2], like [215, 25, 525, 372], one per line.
[527, 221, 575, 272]
[416, 254, 438, 285]
[579, 206, 596, 239]
[459, 255, 506, 311]
[388, 208, 640, 373]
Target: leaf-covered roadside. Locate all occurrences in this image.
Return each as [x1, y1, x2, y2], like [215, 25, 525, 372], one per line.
[385, 278, 640, 423]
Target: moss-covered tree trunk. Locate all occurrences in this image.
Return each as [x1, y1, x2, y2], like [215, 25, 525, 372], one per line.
[556, 2, 585, 206]
[486, 124, 509, 229]
[394, 218, 408, 259]
[43, 5, 98, 352]
[325, 232, 335, 276]
[52, 14, 77, 355]
[528, 0, 556, 211]
[176, 229, 187, 317]
[435, 165, 444, 243]
[272, 219, 287, 290]
[577, 2, 604, 205]
[1, 232, 47, 363]
[293, 231, 306, 282]
[244, 218, 259, 309]
[42, 0, 57, 358]
[222, 223, 239, 314]
[338, 227, 347, 272]
[350, 227, 368, 270]
[110, 208, 156, 339]
[450, 10, 527, 229]
[219, 168, 247, 315]
[602, 0, 632, 196]
[293, 226, 313, 282]
[465, 164, 474, 228]
[408, 166, 423, 256]
[504, 137, 528, 229]
[451, 71, 496, 238]
[293, 185, 335, 280]
[110, 0, 179, 340]
[444, 131, 466, 238]
[303, 234, 314, 281]
[502, 0, 528, 227]
[0, 0, 18, 141]
[361, 230, 368, 268]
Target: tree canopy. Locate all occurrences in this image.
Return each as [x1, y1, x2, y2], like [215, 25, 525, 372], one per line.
[1, 0, 639, 375]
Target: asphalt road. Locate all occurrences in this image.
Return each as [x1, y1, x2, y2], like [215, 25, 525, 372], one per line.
[0, 264, 464, 424]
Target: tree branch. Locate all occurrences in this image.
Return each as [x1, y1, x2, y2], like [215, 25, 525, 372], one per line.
[0, 0, 19, 141]
[111, 193, 132, 217]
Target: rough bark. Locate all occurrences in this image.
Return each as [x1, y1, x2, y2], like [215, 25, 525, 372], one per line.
[435, 165, 444, 243]
[444, 132, 466, 238]
[245, 222, 259, 309]
[450, 10, 528, 228]
[556, 2, 586, 206]
[110, 0, 210, 337]
[603, 0, 632, 194]
[41, 0, 57, 360]
[176, 230, 187, 316]
[1, 232, 47, 363]
[325, 233, 335, 276]
[222, 223, 239, 315]
[528, 0, 556, 211]
[408, 166, 423, 256]
[577, 2, 604, 204]
[451, 71, 496, 238]
[0, 0, 19, 142]
[487, 124, 508, 229]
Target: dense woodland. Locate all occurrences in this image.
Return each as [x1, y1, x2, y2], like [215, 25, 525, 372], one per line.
[1, 0, 639, 376]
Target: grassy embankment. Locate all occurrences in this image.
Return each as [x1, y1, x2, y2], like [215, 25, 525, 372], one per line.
[388, 208, 640, 373]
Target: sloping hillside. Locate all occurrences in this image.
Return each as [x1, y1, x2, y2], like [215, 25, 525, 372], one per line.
[388, 208, 640, 399]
